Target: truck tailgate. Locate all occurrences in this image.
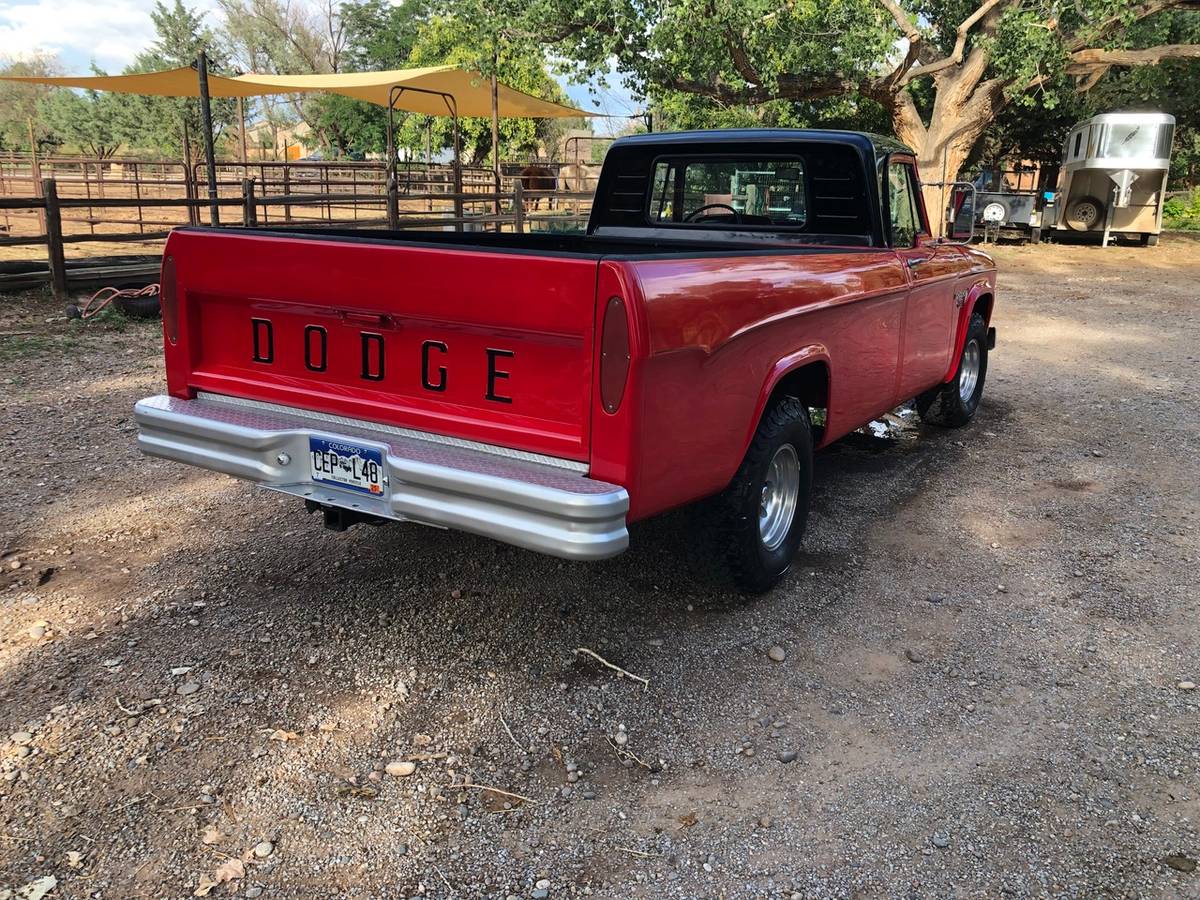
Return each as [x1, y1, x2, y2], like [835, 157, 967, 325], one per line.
[162, 228, 599, 461]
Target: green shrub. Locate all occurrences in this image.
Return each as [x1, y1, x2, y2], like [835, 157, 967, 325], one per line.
[1164, 189, 1200, 231]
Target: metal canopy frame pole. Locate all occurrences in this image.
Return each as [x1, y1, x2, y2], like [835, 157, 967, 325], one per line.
[388, 85, 462, 233]
[196, 51, 220, 226]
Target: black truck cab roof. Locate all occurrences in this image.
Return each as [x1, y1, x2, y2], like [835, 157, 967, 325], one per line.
[589, 128, 916, 247]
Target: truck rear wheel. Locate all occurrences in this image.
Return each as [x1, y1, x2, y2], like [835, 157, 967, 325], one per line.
[719, 397, 813, 594]
[916, 312, 988, 428]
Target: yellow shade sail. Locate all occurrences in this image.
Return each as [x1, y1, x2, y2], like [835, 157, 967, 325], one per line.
[234, 66, 591, 118]
[0, 65, 283, 99]
[0, 64, 591, 118]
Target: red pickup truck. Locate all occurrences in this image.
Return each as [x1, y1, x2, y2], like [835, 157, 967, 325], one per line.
[136, 129, 996, 592]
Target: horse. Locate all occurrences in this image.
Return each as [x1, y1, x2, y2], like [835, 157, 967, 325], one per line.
[519, 165, 557, 211]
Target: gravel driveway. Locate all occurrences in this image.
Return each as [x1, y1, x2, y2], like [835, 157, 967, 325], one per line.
[1, 236, 1198, 899]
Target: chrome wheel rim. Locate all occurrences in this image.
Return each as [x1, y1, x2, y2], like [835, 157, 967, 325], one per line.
[959, 339, 981, 404]
[759, 444, 800, 551]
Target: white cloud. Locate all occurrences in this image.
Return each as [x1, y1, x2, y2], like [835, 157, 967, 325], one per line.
[0, 0, 224, 72]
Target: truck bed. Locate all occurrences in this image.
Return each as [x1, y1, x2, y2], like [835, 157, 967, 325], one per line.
[236, 226, 872, 258]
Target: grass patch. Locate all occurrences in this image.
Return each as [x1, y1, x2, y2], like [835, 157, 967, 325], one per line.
[0, 331, 78, 363]
[0, 303, 159, 365]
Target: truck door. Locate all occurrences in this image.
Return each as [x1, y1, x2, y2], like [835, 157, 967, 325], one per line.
[887, 158, 961, 399]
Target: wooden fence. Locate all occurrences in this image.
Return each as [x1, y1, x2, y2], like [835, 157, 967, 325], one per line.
[0, 158, 598, 297]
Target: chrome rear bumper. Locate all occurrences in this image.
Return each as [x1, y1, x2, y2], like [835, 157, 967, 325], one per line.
[134, 394, 629, 560]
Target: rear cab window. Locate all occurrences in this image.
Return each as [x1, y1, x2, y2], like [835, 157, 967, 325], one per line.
[648, 158, 808, 228]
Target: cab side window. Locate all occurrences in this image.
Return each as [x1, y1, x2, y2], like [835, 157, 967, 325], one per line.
[887, 161, 923, 247]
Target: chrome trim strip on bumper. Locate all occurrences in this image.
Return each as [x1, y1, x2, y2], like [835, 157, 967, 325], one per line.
[134, 394, 629, 560]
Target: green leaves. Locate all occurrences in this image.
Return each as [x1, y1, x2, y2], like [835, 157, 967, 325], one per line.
[39, 88, 124, 158]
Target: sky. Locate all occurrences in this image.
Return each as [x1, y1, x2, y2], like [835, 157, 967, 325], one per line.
[0, 0, 641, 134]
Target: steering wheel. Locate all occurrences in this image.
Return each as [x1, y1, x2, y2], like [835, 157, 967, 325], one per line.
[684, 203, 743, 224]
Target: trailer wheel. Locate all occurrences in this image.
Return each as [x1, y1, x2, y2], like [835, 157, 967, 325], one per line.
[1029, 226, 1042, 244]
[1065, 196, 1104, 232]
[917, 312, 988, 428]
[719, 397, 813, 594]
[1141, 233, 1159, 247]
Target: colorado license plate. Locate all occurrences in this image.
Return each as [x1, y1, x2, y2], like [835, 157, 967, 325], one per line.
[309, 437, 385, 496]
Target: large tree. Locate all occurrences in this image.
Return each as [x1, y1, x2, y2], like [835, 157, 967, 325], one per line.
[219, 0, 349, 152]
[237, 0, 578, 161]
[0, 54, 61, 153]
[397, 12, 576, 164]
[117, 0, 236, 159]
[528, 0, 1200, 231]
[39, 82, 125, 158]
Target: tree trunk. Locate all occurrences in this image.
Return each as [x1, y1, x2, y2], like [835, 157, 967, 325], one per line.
[887, 46, 1008, 237]
[914, 134, 979, 238]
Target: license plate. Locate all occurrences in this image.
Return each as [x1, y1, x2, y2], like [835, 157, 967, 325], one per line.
[308, 437, 385, 496]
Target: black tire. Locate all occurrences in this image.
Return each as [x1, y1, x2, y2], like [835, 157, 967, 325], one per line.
[1030, 226, 1042, 244]
[718, 397, 813, 594]
[1065, 196, 1105, 232]
[1142, 232, 1159, 247]
[114, 293, 162, 319]
[917, 312, 988, 428]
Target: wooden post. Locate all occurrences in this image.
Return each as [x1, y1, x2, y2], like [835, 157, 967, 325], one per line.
[82, 159, 95, 235]
[0, 155, 10, 235]
[322, 163, 332, 223]
[133, 161, 145, 234]
[237, 96, 248, 164]
[259, 163, 269, 225]
[182, 121, 198, 227]
[452, 114, 463, 232]
[491, 44, 501, 227]
[385, 90, 400, 230]
[387, 175, 399, 230]
[426, 122, 433, 213]
[43, 178, 68, 301]
[196, 50, 220, 226]
[513, 180, 524, 234]
[242, 177, 257, 227]
[28, 119, 45, 232]
[283, 162, 293, 223]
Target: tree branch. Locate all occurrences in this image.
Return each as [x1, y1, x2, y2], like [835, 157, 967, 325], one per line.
[876, 0, 920, 43]
[1067, 0, 1200, 53]
[724, 25, 764, 85]
[1066, 43, 1200, 73]
[656, 72, 858, 106]
[898, 0, 1009, 85]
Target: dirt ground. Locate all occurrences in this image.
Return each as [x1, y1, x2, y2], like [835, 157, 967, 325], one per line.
[1, 235, 1198, 899]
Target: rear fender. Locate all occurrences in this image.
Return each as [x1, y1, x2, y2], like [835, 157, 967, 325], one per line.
[943, 281, 993, 383]
[742, 345, 831, 456]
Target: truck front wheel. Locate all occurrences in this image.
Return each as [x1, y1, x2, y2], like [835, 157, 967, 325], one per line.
[720, 397, 813, 594]
[916, 311, 988, 427]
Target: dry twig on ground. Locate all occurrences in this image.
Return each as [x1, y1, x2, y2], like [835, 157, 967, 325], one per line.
[447, 783, 537, 805]
[573, 646, 649, 689]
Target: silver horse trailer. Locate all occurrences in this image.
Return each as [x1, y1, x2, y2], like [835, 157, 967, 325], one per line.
[1050, 112, 1174, 246]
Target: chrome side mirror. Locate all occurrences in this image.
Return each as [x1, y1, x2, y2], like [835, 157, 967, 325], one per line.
[939, 181, 977, 245]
